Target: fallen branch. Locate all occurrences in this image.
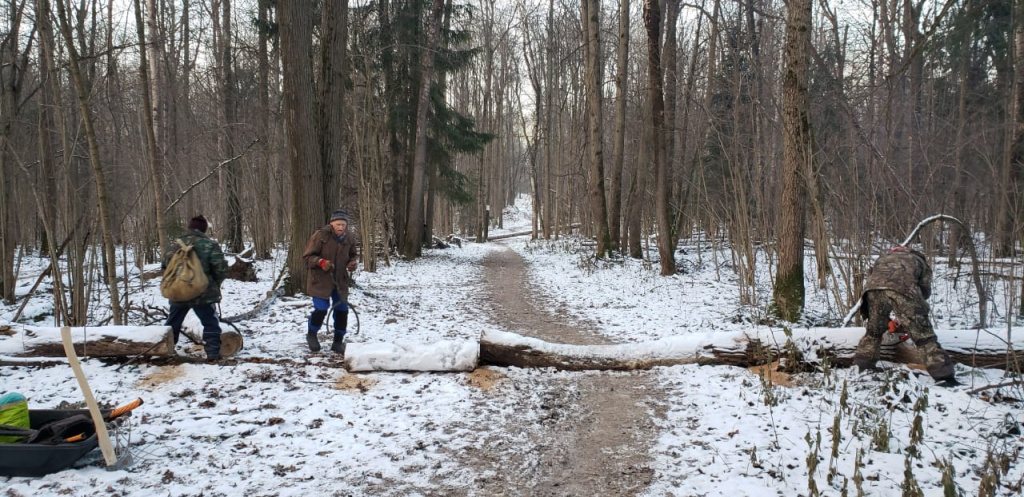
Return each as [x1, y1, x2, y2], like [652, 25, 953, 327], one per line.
[966, 380, 1024, 395]
[165, 139, 259, 213]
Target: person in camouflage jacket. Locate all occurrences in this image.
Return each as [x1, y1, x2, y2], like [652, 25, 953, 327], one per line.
[854, 246, 956, 384]
[163, 215, 229, 360]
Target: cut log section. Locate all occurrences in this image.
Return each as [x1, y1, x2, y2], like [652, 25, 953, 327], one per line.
[180, 329, 244, 358]
[219, 331, 244, 357]
[479, 328, 1024, 371]
[0, 325, 175, 359]
[345, 340, 479, 372]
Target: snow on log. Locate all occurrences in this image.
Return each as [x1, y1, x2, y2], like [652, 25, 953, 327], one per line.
[344, 340, 479, 372]
[0, 325, 175, 361]
[479, 328, 1024, 371]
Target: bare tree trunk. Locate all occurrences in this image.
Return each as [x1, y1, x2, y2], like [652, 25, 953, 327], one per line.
[280, 1, 325, 294]
[402, 0, 444, 258]
[582, 0, 611, 258]
[1004, 0, 1024, 260]
[133, 0, 167, 252]
[608, 0, 630, 254]
[477, 1, 495, 243]
[0, 0, 26, 305]
[644, 0, 675, 275]
[773, 0, 813, 322]
[521, 24, 544, 240]
[662, 0, 680, 248]
[320, 0, 350, 211]
[35, 0, 71, 323]
[625, 115, 646, 259]
[55, 0, 124, 324]
[543, 0, 555, 239]
[217, 0, 243, 252]
[254, 0, 272, 259]
[426, 0, 454, 244]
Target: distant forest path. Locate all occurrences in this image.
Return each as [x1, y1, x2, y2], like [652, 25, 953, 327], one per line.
[459, 243, 667, 496]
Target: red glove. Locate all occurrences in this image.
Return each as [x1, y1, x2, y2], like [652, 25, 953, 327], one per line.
[347, 260, 357, 272]
[318, 258, 334, 271]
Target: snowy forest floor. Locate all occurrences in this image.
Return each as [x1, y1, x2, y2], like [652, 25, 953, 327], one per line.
[1, 201, 1024, 495]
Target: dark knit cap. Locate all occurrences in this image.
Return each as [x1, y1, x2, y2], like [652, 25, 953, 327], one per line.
[329, 209, 349, 223]
[188, 215, 209, 233]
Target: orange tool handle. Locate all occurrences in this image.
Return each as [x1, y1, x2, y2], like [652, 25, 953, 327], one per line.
[107, 398, 144, 420]
[62, 398, 143, 443]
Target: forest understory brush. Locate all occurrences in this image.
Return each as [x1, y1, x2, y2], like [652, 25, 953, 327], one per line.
[750, 358, 1024, 496]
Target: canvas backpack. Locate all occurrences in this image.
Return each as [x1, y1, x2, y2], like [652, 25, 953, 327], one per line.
[161, 239, 209, 301]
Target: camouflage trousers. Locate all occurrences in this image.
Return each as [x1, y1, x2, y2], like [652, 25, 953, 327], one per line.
[853, 290, 954, 380]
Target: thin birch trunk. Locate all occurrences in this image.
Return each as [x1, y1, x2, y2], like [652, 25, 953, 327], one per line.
[54, 0, 124, 324]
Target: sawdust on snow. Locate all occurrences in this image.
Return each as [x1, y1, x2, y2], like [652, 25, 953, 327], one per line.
[138, 366, 189, 388]
[464, 367, 503, 390]
[334, 373, 375, 392]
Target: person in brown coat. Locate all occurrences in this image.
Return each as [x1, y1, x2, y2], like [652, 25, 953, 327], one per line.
[302, 209, 359, 353]
[853, 246, 957, 385]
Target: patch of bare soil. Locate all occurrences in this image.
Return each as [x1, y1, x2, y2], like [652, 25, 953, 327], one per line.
[453, 243, 665, 496]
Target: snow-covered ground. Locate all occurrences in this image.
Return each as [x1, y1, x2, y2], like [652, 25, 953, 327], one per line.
[1, 195, 1022, 496]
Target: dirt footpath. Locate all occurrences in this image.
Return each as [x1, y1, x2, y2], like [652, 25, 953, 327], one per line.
[461, 243, 665, 496]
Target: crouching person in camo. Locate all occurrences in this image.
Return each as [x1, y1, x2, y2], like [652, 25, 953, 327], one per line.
[163, 216, 229, 361]
[853, 246, 957, 385]
[302, 209, 358, 353]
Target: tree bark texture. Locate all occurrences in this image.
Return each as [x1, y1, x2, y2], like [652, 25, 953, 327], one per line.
[254, 0, 273, 259]
[773, 0, 813, 322]
[280, 1, 325, 294]
[582, 0, 611, 258]
[134, 0, 167, 252]
[0, 1, 24, 305]
[320, 0, 350, 212]
[644, 0, 675, 275]
[403, 0, 445, 258]
[218, 0, 243, 253]
[608, 0, 630, 254]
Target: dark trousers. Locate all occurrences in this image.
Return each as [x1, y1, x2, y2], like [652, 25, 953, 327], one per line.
[308, 289, 348, 334]
[165, 303, 222, 359]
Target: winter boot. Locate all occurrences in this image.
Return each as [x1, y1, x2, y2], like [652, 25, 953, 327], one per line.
[331, 331, 346, 354]
[306, 332, 321, 352]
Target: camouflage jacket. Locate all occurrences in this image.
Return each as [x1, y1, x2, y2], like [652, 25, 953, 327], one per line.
[163, 229, 228, 305]
[862, 247, 931, 303]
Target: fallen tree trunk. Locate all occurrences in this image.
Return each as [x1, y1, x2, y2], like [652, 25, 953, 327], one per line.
[479, 328, 1024, 371]
[0, 325, 175, 361]
[345, 340, 479, 372]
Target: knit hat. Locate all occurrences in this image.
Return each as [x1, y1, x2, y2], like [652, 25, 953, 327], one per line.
[188, 215, 209, 233]
[329, 209, 349, 223]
